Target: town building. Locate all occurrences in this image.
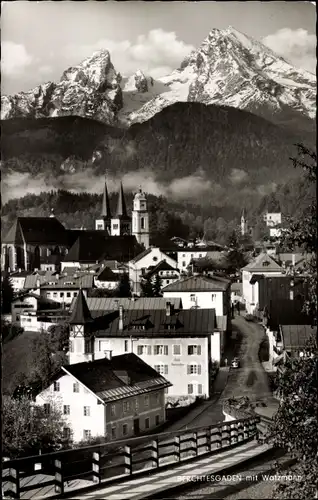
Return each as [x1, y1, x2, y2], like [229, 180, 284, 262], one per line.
[176, 247, 225, 273]
[67, 291, 222, 404]
[263, 211, 282, 238]
[8, 269, 29, 292]
[94, 266, 120, 290]
[142, 260, 181, 290]
[241, 253, 284, 314]
[11, 291, 61, 325]
[35, 353, 171, 442]
[128, 247, 178, 295]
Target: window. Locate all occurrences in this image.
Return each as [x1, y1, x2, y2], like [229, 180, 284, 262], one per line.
[141, 218, 145, 230]
[123, 401, 130, 413]
[53, 292, 58, 298]
[154, 345, 168, 355]
[188, 383, 202, 395]
[166, 280, 170, 284]
[97, 224, 103, 230]
[188, 345, 201, 355]
[63, 427, 71, 439]
[60, 292, 64, 298]
[137, 345, 152, 355]
[211, 294, 216, 301]
[113, 224, 119, 230]
[83, 430, 91, 440]
[84, 406, 90, 416]
[187, 364, 201, 375]
[53, 381, 60, 392]
[173, 344, 181, 356]
[43, 403, 50, 415]
[84, 339, 92, 354]
[124, 340, 129, 352]
[74, 292, 77, 297]
[111, 404, 116, 417]
[154, 392, 160, 404]
[198, 384, 203, 395]
[190, 294, 196, 302]
[111, 427, 116, 439]
[144, 395, 149, 407]
[122, 424, 128, 436]
[63, 405, 70, 415]
[155, 415, 160, 426]
[145, 417, 150, 429]
[154, 364, 168, 375]
[73, 382, 80, 393]
[135, 398, 139, 412]
[182, 261, 186, 267]
[46, 292, 51, 298]
[262, 261, 270, 267]
[67, 292, 71, 297]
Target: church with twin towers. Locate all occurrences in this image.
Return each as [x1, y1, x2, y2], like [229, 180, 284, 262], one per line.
[95, 178, 150, 250]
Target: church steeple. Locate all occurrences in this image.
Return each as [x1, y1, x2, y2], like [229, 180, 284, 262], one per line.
[69, 289, 95, 364]
[69, 289, 93, 325]
[101, 178, 112, 218]
[241, 209, 247, 236]
[116, 181, 128, 218]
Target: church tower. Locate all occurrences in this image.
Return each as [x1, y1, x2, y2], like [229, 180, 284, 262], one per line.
[132, 188, 150, 249]
[241, 209, 248, 236]
[111, 182, 131, 236]
[95, 177, 112, 232]
[68, 289, 94, 364]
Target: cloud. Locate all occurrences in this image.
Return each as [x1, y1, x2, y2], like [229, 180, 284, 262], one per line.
[1, 41, 34, 76]
[65, 29, 195, 78]
[38, 65, 53, 76]
[229, 168, 248, 184]
[262, 28, 316, 73]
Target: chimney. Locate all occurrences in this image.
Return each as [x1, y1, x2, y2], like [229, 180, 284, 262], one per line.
[104, 350, 112, 360]
[166, 301, 171, 316]
[119, 305, 124, 331]
[36, 278, 41, 289]
[292, 254, 296, 267]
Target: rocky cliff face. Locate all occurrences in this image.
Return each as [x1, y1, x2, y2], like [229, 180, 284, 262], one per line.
[1, 50, 123, 125]
[1, 27, 316, 134]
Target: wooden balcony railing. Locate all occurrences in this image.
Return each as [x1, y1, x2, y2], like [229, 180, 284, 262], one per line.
[2, 416, 260, 499]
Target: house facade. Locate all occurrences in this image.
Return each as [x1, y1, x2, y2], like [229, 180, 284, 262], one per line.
[23, 273, 94, 305]
[35, 354, 170, 442]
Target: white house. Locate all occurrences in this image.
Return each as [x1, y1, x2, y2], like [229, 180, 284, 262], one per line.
[35, 353, 170, 442]
[67, 291, 222, 405]
[143, 260, 181, 290]
[8, 270, 29, 292]
[263, 212, 282, 238]
[162, 274, 231, 320]
[94, 266, 119, 289]
[128, 247, 178, 295]
[241, 253, 284, 314]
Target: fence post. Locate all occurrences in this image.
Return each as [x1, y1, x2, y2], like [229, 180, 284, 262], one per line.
[124, 446, 132, 475]
[54, 459, 64, 495]
[9, 467, 20, 499]
[243, 420, 250, 440]
[231, 422, 238, 444]
[193, 432, 198, 456]
[92, 451, 101, 484]
[174, 435, 181, 462]
[206, 426, 212, 451]
[151, 440, 159, 469]
[237, 421, 244, 441]
[216, 425, 222, 449]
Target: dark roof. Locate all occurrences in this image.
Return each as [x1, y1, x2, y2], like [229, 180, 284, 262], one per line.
[115, 182, 129, 218]
[162, 274, 230, 292]
[3, 217, 68, 245]
[63, 353, 171, 402]
[266, 299, 312, 329]
[145, 260, 177, 277]
[83, 308, 215, 338]
[70, 296, 183, 312]
[101, 181, 112, 218]
[281, 325, 316, 351]
[63, 233, 141, 263]
[10, 270, 30, 278]
[97, 266, 119, 282]
[24, 273, 94, 290]
[69, 289, 93, 325]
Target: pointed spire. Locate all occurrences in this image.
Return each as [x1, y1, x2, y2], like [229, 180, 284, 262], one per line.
[241, 208, 246, 220]
[69, 289, 93, 325]
[101, 175, 112, 218]
[116, 181, 128, 217]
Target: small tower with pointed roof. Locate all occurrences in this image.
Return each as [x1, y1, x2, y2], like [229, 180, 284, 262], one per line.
[111, 182, 131, 236]
[241, 209, 248, 236]
[68, 289, 95, 364]
[132, 187, 150, 249]
[95, 176, 112, 233]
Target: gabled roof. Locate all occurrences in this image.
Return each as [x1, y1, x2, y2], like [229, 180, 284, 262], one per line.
[24, 273, 94, 290]
[281, 325, 316, 351]
[63, 233, 141, 263]
[86, 308, 216, 338]
[130, 247, 153, 264]
[144, 260, 177, 278]
[3, 217, 68, 245]
[62, 353, 171, 403]
[97, 267, 119, 282]
[69, 289, 93, 325]
[242, 252, 283, 272]
[162, 274, 230, 293]
[70, 296, 183, 313]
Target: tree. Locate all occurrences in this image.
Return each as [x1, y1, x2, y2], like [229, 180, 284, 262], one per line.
[115, 273, 132, 298]
[1, 274, 14, 314]
[153, 274, 162, 297]
[224, 230, 248, 274]
[3, 395, 72, 458]
[266, 144, 317, 499]
[1, 319, 23, 343]
[88, 287, 116, 298]
[140, 275, 155, 297]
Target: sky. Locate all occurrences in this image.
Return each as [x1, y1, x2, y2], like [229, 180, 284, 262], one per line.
[1, 1, 316, 95]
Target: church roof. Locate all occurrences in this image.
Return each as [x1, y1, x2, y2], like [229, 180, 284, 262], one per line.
[3, 217, 67, 245]
[115, 182, 129, 218]
[63, 233, 141, 263]
[69, 289, 93, 325]
[101, 182, 112, 218]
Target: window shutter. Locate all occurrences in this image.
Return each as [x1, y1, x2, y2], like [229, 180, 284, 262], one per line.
[198, 384, 203, 395]
[137, 345, 142, 355]
[188, 384, 193, 394]
[197, 345, 201, 355]
[147, 346, 152, 355]
[164, 365, 168, 375]
[164, 345, 168, 355]
[187, 365, 191, 374]
[198, 365, 201, 375]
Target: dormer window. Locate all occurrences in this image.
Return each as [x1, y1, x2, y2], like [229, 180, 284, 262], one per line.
[262, 261, 270, 267]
